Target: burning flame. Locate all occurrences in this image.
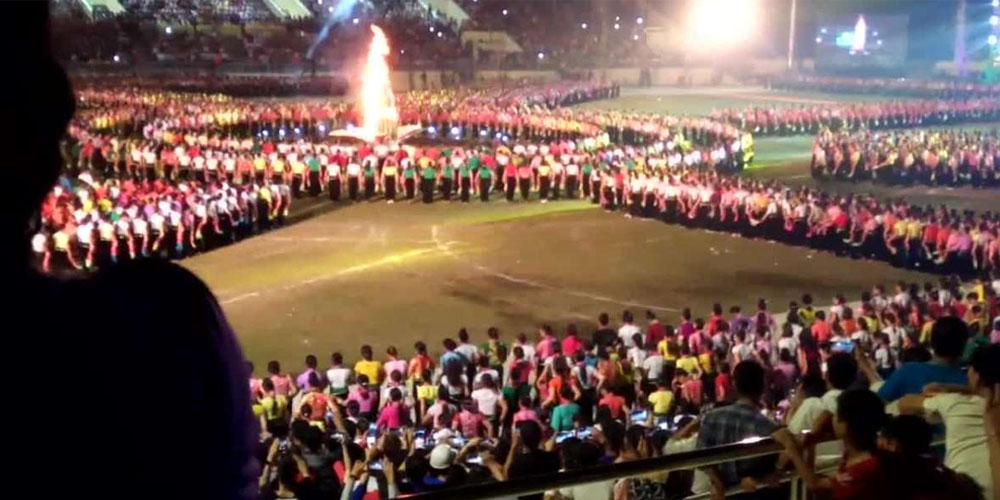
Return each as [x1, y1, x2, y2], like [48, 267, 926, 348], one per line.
[360, 25, 398, 142]
[851, 15, 867, 53]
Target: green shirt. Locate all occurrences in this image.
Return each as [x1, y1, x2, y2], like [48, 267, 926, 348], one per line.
[442, 167, 453, 179]
[404, 166, 416, 179]
[550, 402, 580, 432]
[468, 156, 481, 169]
[308, 158, 320, 172]
[478, 167, 492, 180]
[459, 165, 472, 178]
[364, 165, 375, 177]
[421, 167, 436, 180]
[582, 163, 594, 175]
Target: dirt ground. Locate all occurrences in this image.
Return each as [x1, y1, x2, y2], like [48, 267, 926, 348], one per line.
[182, 87, 1000, 373]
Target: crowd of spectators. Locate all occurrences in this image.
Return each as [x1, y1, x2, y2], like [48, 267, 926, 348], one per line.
[248, 276, 1000, 499]
[773, 75, 1000, 99]
[712, 99, 1000, 137]
[812, 128, 1000, 188]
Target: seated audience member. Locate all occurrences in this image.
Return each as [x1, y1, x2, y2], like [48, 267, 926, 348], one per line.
[697, 361, 779, 495]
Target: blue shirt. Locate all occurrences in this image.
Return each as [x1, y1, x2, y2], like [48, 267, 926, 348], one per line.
[877, 362, 967, 403]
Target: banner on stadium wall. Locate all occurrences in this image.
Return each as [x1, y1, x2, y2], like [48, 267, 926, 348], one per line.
[460, 31, 523, 53]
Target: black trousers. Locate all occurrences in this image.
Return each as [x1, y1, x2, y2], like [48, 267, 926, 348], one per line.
[421, 178, 434, 203]
[479, 178, 491, 201]
[405, 178, 416, 199]
[348, 176, 360, 200]
[460, 177, 472, 202]
[519, 178, 531, 200]
[384, 176, 396, 201]
[328, 178, 341, 201]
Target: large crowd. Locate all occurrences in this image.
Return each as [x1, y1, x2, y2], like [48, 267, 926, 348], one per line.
[712, 98, 1000, 137]
[40, 80, 1000, 278]
[812, 128, 1000, 188]
[248, 277, 1000, 500]
[773, 75, 1000, 99]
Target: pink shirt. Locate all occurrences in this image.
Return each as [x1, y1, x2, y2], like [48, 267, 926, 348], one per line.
[270, 374, 292, 397]
[376, 402, 407, 429]
[347, 388, 377, 413]
[512, 409, 540, 426]
[562, 335, 585, 356]
[536, 335, 556, 360]
[454, 410, 486, 438]
[384, 359, 407, 381]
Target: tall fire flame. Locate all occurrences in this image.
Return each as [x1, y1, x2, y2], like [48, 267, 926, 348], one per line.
[360, 25, 398, 142]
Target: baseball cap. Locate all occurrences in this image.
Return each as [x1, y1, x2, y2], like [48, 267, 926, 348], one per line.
[429, 444, 456, 470]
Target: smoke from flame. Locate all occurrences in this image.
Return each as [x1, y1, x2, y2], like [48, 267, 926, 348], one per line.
[360, 25, 398, 142]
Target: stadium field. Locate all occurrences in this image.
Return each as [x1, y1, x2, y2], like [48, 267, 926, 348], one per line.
[184, 87, 1000, 371]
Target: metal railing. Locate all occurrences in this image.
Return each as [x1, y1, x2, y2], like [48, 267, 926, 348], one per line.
[405, 435, 945, 500]
[406, 436, 785, 500]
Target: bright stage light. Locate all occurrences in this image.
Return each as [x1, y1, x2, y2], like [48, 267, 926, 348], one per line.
[450, 126, 460, 136]
[165, 26, 173, 34]
[113, 54, 120, 62]
[633, 34, 639, 40]
[636, 17, 644, 25]
[537, 52, 544, 59]
[427, 126, 437, 134]
[990, 15, 999, 26]
[815, 37, 822, 43]
[353, 18, 359, 25]
[994, 0, 999, 8]
[614, 23, 620, 30]
[328, 6, 333, 12]
[480, 129, 489, 136]
[318, 124, 326, 132]
[581, 23, 588, 29]
[687, 0, 758, 49]
[294, 127, 301, 134]
[429, 26, 435, 32]
[990, 34, 998, 46]
[502, 9, 508, 16]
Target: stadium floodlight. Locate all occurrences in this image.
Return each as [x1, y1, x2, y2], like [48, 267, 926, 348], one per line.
[318, 0, 322, 4]
[614, 23, 620, 30]
[994, 0, 999, 8]
[427, 126, 437, 134]
[537, 52, 545, 59]
[615, 16, 620, 21]
[450, 126, 460, 136]
[437, 31, 443, 38]
[328, 6, 334, 13]
[353, 18, 359, 25]
[991, 15, 999, 26]
[990, 34, 999, 46]
[294, 127, 302, 134]
[113, 54, 120, 62]
[815, 37, 822, 43]
[165, 26, 172, 34]
[318, 124, 326, 132]
[262, 130, 269, 137]
[688, 0, 758, 49]
[480, 129, 489, 136]
[633, 34, 639, 40]
[636, 17, 644, 25]
[581, 23, 588, 29]
[429, 26, 435, 32]
[279, 128, 286, 136]
[502, 9, 508, 16]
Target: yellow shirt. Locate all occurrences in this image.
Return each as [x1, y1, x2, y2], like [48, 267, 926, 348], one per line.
[253, 157, 266, 171]
[272, 159, 286, 173]
[354, 360, 383, 385]
[677, 356, 700, 375]
[919, 320, 935, 345]
[416, 383, 438, 404]
[906, 220, 923, 240]
[657, 339, 677, 361]
[698, 352, 714, 373]
[648, 390, 674, 415]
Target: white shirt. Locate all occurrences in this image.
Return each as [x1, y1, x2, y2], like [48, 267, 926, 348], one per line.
[470, 388, 500, 417]
[618, 324, 641, 344]
[326, 367, 351, 393]
[455, 343, 478, 364]
[923, 394, 993, 500]
[788, 396, 825, 434]
[554, 480, 616, 500]
[642, 354, 665, 381]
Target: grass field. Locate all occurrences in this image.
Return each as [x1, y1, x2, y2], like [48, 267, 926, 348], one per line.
[184, 86, 1000, 372]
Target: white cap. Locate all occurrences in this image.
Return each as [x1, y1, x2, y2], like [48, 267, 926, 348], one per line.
[429, 444, 456, 470]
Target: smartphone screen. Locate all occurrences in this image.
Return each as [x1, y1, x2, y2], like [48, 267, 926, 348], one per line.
[555, 431, 575, 444]
[630, 410, 649, 424]
[465, 455, 483, 465]
[368, 461, 383, 471]
[832, 340, 855, 353]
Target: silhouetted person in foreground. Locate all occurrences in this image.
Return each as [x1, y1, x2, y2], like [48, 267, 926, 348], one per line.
[4, 4, 257, 500]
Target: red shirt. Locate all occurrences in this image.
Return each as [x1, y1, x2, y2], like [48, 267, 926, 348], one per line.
[812, 320, 833, 343]
[645, 321, 666, 346]
[598, 394, 626, 419]
[561, 335, 584, 356]
[830, 456, 885, 500]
